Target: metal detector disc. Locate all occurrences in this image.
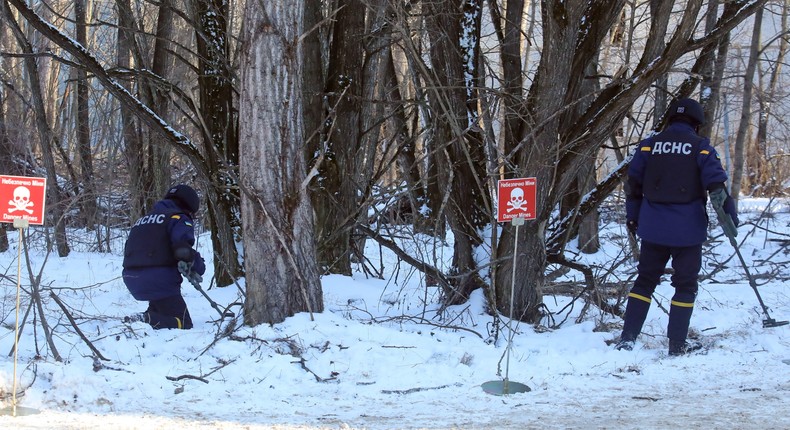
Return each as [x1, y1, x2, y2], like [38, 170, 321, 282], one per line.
[764, 319, 789, 328]
[0, 405, 40, 416]
[482, 380, 531, 396]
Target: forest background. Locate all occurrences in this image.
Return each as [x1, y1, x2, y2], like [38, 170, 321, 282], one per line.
[0, 0, 787, 344]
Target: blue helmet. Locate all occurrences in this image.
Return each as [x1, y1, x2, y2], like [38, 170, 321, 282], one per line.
[668, 98, 705, 126]
[165, 184, 200, 214]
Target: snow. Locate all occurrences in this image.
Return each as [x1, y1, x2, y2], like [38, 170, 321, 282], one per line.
[1, 199, 789, 429]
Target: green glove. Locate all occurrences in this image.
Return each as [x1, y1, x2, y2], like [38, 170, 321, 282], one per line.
[709, 187, 727, 210]
[178, 260, 203, 285]
[709, 187, 738, 243]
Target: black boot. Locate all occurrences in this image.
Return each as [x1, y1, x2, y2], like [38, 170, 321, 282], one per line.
[615, 334, 636, 351]
[123, 312, 149, 324]
[668, 339, 703, 356]
[618, 292, 652, 351]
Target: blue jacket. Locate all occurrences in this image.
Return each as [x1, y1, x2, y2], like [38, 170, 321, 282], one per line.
[122, 199, 206, 301]
[626, 122, 731, 247]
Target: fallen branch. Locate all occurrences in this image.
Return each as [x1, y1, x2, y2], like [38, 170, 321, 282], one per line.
[294, 357, 337, 382]
[165, 357, 236, 384]
[632, 396, 660, 402]
[50, 291, 108, 361]
[92, 356, 132, 373]
[166, 374, 209, 384]
[381, 383, 460, 395]
[368, 314, 484, 339]
[356, 224, 453, 292]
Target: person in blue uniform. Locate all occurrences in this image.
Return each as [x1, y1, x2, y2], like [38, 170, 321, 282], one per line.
[122, 184, 206, 329]
[616, 98, 739, 356]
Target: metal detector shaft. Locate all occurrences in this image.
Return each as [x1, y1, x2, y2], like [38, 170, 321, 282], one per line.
[713, 203, 787, 327]
[178, 262, 234, 318]
[727, 237, 771, 316]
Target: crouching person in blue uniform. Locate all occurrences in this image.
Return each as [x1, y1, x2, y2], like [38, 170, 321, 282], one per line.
[122, 184, 206, 329]
[616, 98, 739, 356]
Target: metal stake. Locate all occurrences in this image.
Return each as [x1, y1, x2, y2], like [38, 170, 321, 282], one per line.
[1, 219, 39, 416]
[482, 217, 531, 395]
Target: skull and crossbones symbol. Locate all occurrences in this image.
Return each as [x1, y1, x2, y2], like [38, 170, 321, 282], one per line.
[506, 187, 527, 212]
[8, 186, 34, 214]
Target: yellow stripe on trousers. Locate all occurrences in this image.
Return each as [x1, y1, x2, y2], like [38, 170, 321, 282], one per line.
[628, 292, 652, 303]
[671, 300, 694, 308]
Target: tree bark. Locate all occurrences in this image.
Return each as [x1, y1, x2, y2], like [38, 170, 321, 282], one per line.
[699, 0, 721, 134]
[239, 0, 323, 325]
[423, 0, 489, 304]
[310, 0, 365, 276]
[731, 6, 763, 201]
[754, 0, 789, 195]
[0, 82, 10, 252]
[115, 0, 145, 220]
[144, 0, 175, 202]
[193, 0, 243, 286]
[75, 0, 98, 231]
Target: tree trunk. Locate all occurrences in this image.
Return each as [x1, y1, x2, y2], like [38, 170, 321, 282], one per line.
[75, 0, 98, 231]
[310, 0, 366, 276]
[423, 0, 489, 304]
[0, 86, 11, 252]
[3, 0, 70, 257]
[302, 0, 327, 261]
[497, 0, 642, 322]
[239, 0, 323, 326]
[558, 59, 601, 254]
[115, 0, 145, 220]
[353, 0, 391, 261]
[385, 50, 427, 232]
[193, 0, 243, 286]
[731, 6, 763, 202]
[7, 0, 212, 189]
[501, 0, 525, 156]
[302, 0, 324, 193]
[143, 0, 176, 205]
[754, 0, 789, 195]
[699, 0, 721, 135]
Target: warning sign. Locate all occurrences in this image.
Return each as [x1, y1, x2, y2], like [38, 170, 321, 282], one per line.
[497, 177, 536, 222]
[0, 175, 47, 225]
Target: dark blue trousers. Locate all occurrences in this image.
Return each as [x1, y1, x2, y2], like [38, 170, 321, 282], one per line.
[145, 294, 193, 329]
[621, 241, 701, 342]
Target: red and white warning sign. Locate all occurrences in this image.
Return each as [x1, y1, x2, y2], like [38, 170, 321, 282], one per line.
[497, 177, 537, 222]
[0, 175, 47, 225]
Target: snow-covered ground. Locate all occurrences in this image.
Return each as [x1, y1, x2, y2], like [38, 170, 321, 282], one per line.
[1, 198, 789, 429]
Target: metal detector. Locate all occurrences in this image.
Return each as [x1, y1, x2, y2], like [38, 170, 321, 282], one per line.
[178, 261, 235, 319]
[711, 194, 788, 328]
[482, 216, 531, 395]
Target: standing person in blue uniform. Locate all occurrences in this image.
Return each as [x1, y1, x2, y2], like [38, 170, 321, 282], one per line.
[615, 98, 739, 356]
[122, 184, 206, 329]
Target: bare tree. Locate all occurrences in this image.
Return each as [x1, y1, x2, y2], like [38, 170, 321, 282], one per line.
[3, 0, 70, 257]
[74, 0, 98, 230]
[115, 0, 145, 219]
[731, 6, 763, 201]
[753, 0, 790, 195]
[8, 0, 247, 288]
[1, 0, 775, 328]
[309, 0, 365, 276]
[494, 0, 765, 322]
[420, 0, 490, 303]
[192, 0, 243, 286]
[239, 0, 323, 325]
[699, 0, 728, 137]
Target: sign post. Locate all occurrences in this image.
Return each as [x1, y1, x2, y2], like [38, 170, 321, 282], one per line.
[482, 178, 536, 396]
[0, 175, 45, 417]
